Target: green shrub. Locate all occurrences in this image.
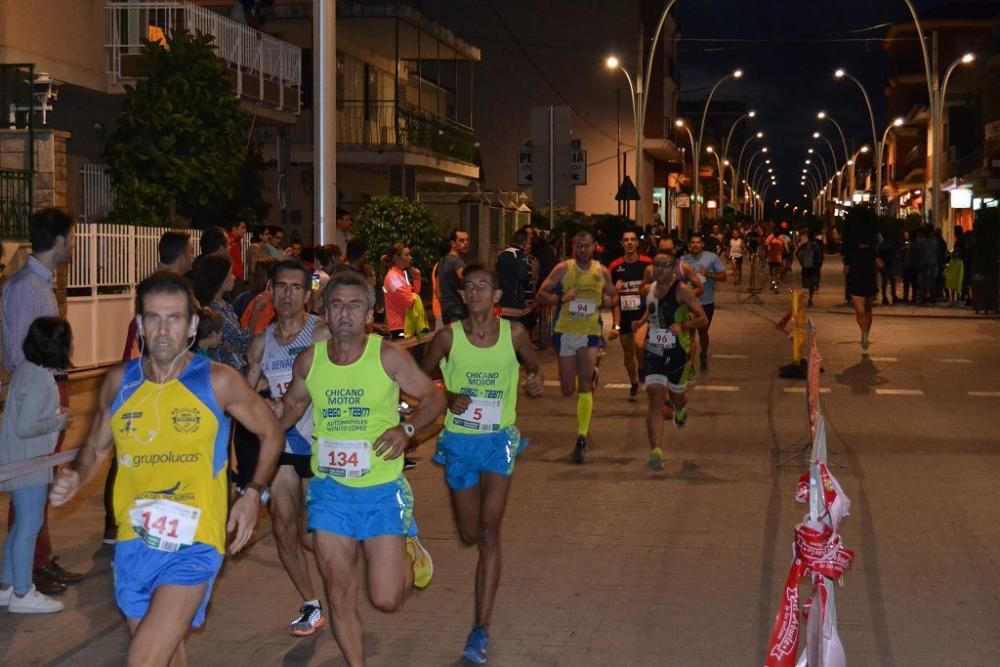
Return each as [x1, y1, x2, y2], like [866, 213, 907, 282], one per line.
[355, 196, 444, 277]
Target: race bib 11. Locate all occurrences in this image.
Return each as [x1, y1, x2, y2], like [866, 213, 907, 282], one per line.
[317, 439, 371, 479]
[129, 498, 201, 553]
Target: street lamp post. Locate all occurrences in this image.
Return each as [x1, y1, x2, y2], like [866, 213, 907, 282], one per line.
[693, 69, 743, 230]
[813, 131, 842, 200]
[721, 110, 755, 211]
[880, 117, 905, 212]
[706, 146, 724, 218]
[734, 131, 764, 211]
[845, 145, 871, 201]
[675, 120, 695, 223]
[834, 68, 880, 209]
[605, 56, 640, 223]
[817, 111, 851, 167]
[934, 52, 976, 228]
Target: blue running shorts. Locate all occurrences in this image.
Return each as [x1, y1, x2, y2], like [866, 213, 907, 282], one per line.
[433, 426, 527, 491]
[306, 476, 418, 541]
[113, 539, 223, 628]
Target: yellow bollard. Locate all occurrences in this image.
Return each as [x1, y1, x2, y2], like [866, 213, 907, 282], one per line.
[791, 289, 807, 364]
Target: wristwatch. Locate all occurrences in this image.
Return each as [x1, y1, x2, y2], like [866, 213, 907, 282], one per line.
[401, 422, 416, 438]
[244, 482, 270, 504]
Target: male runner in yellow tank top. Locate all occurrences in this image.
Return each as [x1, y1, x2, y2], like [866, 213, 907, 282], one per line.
[50, 271, 284, 667]
[421, 263, 543, 663]
[276, 270, 446, 667]
[536, 230, 616, 463]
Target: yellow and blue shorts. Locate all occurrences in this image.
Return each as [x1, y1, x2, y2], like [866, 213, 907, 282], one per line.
[113, 539, 223, 628]
[306, 476, 418, 541]
[433, 426, 526, 491]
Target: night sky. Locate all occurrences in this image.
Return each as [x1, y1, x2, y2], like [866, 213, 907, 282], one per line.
[409, 0, 990, 216]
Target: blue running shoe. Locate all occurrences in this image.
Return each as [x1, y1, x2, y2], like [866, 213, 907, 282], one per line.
[462, 626, 489, 664]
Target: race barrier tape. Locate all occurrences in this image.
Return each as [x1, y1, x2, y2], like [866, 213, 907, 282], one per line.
[765, 321, 854, 667]
[0, 449, 78, 484]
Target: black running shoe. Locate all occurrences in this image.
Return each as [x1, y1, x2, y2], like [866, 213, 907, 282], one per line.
[571, 436, 586, 464]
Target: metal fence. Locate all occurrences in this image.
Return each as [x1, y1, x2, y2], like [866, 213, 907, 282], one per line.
[81, 163, 114, 223]
[105, 0, 301, 112]
[0, 169, 33, 240]
[339, 101, 479, 165]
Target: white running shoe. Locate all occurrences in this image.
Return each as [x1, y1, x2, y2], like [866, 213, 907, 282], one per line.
[8, 585, 64, 614]
[0, 586, 12, 607]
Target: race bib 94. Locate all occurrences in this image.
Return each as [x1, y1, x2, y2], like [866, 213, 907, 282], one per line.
[569, 299, 596, 317]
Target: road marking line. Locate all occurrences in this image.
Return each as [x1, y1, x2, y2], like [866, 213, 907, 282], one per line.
[875, 388, 924, 396]
[939, 358, 973, 364]
[694, 385, 740, 392]
[604, 383, 631, 389]
[870, 357, 898, 362]
[713, 353, 749, 359]
[968, 391, 1000, 397]
[783, 387, 831, 394]
[543, 380, 562, 388]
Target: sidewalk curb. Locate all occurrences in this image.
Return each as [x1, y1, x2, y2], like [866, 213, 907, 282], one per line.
[813, 307, 1000, 321]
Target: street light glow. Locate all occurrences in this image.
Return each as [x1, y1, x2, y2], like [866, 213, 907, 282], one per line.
[765, 159, 771, 164]
[733, 69, 744, 79]
[962, 53, 975, 64]
[723, 159, 730, 166]
[762, 147, 768, 153]
[605, 56, 619, 70]
[893, 117, 904, 127]
[817, 111, 827, 119]
[706, 145, 714, 153]
[812, 132, 821, 139]
[675, 119, 685, 127]
[808, 148, 814, 154]
[749, 111, 757, 118]
[756, 131, 764, 138]
[834, 68, 846, 78]
[860, 145, 870, 153]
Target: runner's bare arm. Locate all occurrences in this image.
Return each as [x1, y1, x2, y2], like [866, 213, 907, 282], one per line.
[511, 322, 543, 397]
[213, 363, 284, 553]
[601, 266, 617, 307]
[278, 345, 315, 432]
[535, 261, 569, 305]
[377, 342, 446, 458]
[682, 261, 705, 297]
[49, 365, 124, 507]
[677, 284, 709, 331]
[244, 333, 266, 391]
[419, 328, 468, 412]
[640, 264, 654, 297]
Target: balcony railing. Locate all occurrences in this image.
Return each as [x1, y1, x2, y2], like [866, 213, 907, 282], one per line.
[0, 169, 33, 240]
[105, 1, 301, 113]
[339, 101, 478, 165]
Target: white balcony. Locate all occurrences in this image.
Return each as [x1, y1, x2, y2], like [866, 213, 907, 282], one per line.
[105, 1, 301, 121]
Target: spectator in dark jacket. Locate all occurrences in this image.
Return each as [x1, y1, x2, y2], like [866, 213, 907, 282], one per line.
[497, 229, 532, 314]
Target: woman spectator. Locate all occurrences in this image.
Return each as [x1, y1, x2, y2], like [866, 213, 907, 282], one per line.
[727, 228, 744, 286]
[192, 255, 254, 369]
[382, 242, 421, 339]
[233, 257, 275, 321]
[844, 230, 882, 351]
[0, 317, 73, 613]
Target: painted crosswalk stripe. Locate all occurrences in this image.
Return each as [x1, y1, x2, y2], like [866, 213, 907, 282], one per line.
[604, 383, 631, 389]
[870, 357, 898, 362]
[713, 354, 749, 359]
[939, 358, 973, 364]
[783, 387, 831, 394]
[694, 385, 740, 392]
[875, 388, 924, 396]
[968, 391, 1000, 397]
[543, 380, 562, 388]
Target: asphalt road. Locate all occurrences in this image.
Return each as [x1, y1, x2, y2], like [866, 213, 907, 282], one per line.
[2, 258, 998, 666]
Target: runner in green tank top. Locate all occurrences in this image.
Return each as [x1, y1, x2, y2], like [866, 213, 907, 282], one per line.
[276, 270, 446, 667]
[421, 263, 542, 664]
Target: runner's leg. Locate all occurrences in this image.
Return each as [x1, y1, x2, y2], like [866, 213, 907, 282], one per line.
[850, 296, 866, 338]
[314, 532, 364, 667]
[645, 383, 667, 451]
[574, 347, 598, 437]
[363, 534, 411, 612]
[126, 583, 207, 667]
[557, 354, 578, 397]
[451, 486, 481, 546]
[619, 334, 638, 386]
[474, 473, 512, 628]
[270, 465, 317, 602]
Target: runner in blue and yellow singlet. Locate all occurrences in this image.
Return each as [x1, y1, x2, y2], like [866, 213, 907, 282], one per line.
[50, 271, 283, 666]
[536, 230, 616, 464]
[421, 263, 543, 664]
[276, 269, 446, 667]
